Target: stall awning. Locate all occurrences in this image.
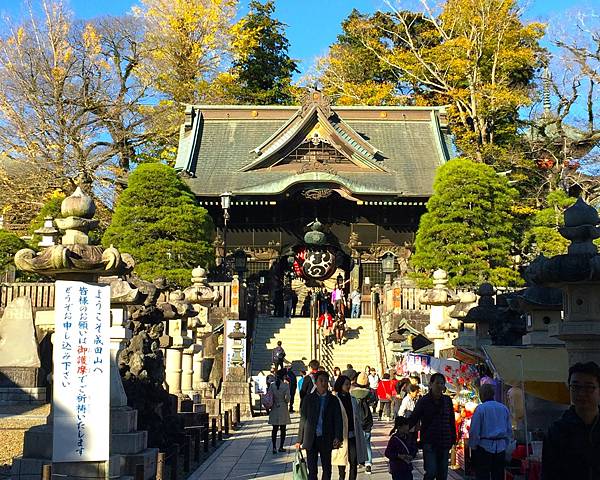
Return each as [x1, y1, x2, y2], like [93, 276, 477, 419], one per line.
[439, 346, 486, 364]
[482, 345, 570, 404]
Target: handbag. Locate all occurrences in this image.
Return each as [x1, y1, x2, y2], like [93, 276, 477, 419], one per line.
[293, 448, 309, 480]
[262, 390, 274, 410]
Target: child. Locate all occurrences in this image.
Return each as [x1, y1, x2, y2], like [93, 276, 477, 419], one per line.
[385, 416, 418, 480]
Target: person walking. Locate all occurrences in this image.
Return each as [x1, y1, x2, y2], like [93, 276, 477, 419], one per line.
[408, 373, 456, 480]
[332, 375, 368, 480]
[272, 341, 286, 370]
[287, 368, 298, 413]
[349, 288, 361, 318]
[368, 368, 380, 414]
[342, 364, 358, 382]
[377, 373, 394, 421]
[385, 416, 418, 480]
[399, 384, 421, 418]
[296, 371, 343, 480]
[298, 369, 307, 392]
[468, 383, 512, 480]
[542, 361, 600, 480]
[352, 372, 377, 475]
[300, 359, 320, 403]
[268, 369, 291, 454]
[330, 366, 342, 390]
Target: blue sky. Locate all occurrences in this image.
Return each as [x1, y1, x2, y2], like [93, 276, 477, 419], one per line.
[0, 0, 593, 76]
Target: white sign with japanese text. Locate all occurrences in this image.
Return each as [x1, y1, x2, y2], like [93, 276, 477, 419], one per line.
[53, 281, 111, 462]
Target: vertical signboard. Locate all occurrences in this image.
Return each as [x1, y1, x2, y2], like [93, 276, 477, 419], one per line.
[224, 319, 247, 376]
[53, 281, 110, 462]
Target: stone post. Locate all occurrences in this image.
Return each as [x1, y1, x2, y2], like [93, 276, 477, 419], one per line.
[420, 269, 460, 357]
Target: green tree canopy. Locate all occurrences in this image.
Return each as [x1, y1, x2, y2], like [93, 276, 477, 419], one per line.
[318, 0, 544, 163]
[223, 0, 298, 104]
[102, 163, 214, 288]
[411, 158, 521, 287]
[521, 189, 576, 259]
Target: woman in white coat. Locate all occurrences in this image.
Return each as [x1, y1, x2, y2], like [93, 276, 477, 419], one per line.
[268, 369, 291, 454]
[332, 375, 368, 480]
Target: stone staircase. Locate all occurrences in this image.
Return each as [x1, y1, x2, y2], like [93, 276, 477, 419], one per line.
[250, 316, 313, 375]
[319, 316, 380, 375]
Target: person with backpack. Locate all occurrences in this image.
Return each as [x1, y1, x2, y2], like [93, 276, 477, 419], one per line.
[272, 341, 286, 370]
[385, 416, 418, 480]
[268, 369, 291, 454]
[352, 372, 377, 475]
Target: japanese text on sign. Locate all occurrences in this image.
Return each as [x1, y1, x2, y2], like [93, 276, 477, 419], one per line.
[53, 281, 110, 462]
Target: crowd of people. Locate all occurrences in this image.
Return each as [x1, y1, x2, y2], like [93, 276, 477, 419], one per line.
[263, 346, 600, 480]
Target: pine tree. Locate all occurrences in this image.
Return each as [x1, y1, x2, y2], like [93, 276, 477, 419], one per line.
[521, 189, 576, 259]
[102, 164, 214, 287]
[228, 0, 298, 104]
[411, 158, 521, 287]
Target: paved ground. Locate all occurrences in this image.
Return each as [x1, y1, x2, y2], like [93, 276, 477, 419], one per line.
[190, 414, 465, 480]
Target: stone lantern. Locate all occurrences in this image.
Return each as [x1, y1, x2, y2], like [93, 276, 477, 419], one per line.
[420, 269, 460, 356]
[34, 216, 60, 247]
[227, 322, 246, 367]
[516, 285, 563, 346]
[160, 290, 194, 398]
[183, 267, 221, 397]
[450, 292, 478, 349]
[12, 188, 156, 480]
[462, 283, 497, 347]
[525, 197, 600, 365]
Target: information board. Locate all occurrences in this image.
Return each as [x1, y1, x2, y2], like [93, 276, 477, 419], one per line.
[53, 281, 111, 462]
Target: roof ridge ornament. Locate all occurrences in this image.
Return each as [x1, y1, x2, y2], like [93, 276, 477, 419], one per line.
[301, 88, 332, 119]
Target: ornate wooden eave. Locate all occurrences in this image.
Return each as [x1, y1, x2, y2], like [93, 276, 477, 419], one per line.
[241, 90, 386, 173]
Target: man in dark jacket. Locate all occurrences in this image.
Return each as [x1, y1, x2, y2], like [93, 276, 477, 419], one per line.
[296, 371, 343, 480]
[342, 364, 358, 382]
[409, 373, 456, 480]
[300, 359, 320, 403]
[287, 367, 298, 413]
[542, 361, 600, 480]
[272, 341, 286, 370]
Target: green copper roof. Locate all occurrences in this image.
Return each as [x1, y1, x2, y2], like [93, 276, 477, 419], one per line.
[175, 104, 452, 197]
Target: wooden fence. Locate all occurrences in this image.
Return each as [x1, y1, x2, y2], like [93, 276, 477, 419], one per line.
[0, 282, 55, 309]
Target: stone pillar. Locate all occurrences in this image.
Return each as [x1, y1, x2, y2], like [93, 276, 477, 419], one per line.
[192, 344, 204, 391]
[110, 308, 131, 407]
[181, 346, 195, 395]
[165, 344, 183, 395]
[420, 269, 460, 357]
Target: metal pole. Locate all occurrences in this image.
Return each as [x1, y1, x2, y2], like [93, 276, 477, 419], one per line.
[517, 354, 530, 461]
[41, 464, 51, 480]
[157, 452, 166, 480]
